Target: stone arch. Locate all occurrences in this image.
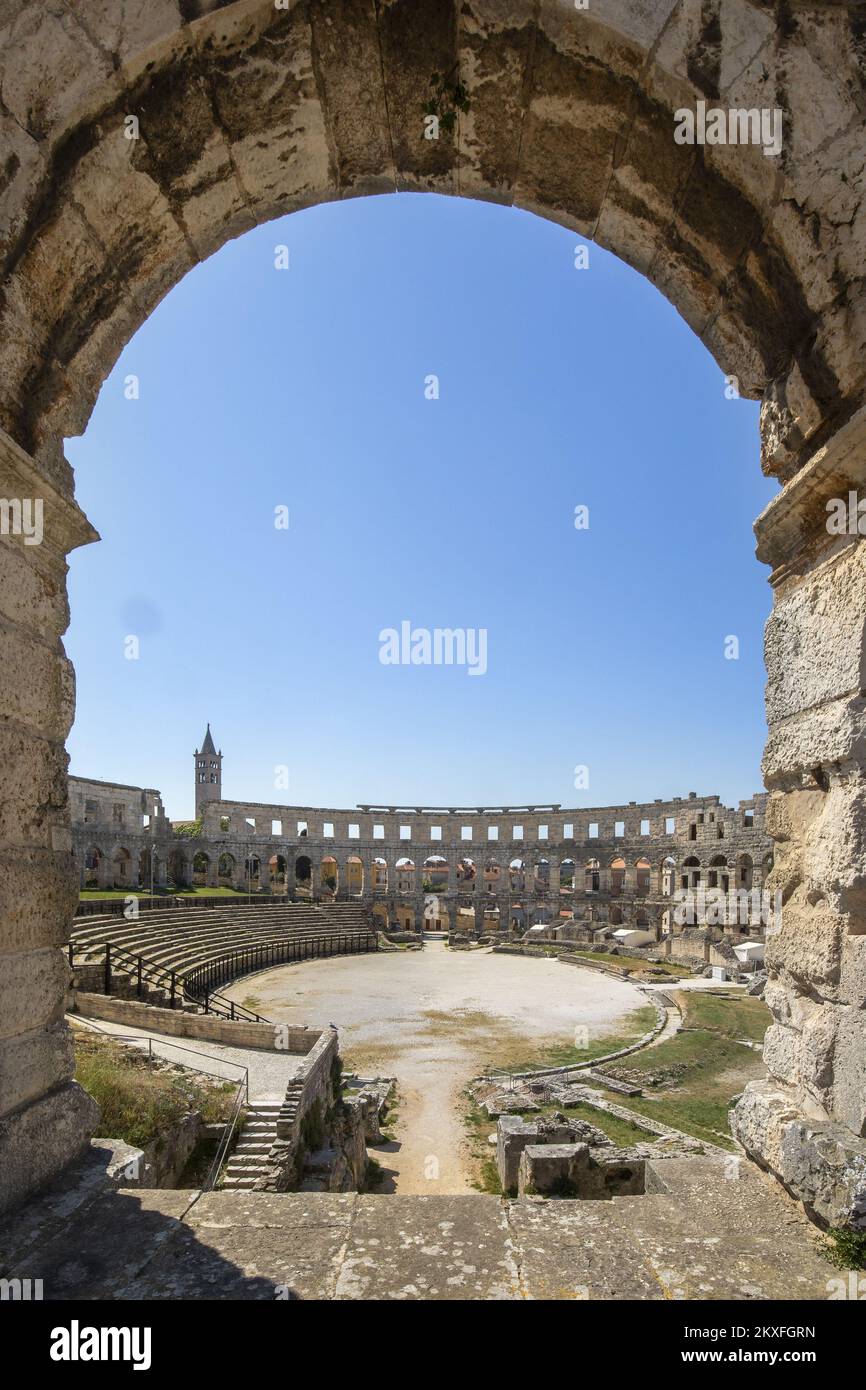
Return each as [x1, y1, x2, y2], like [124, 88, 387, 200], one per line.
[558, 857, 576, 893]
[191, 849, 210, 886]
[245, 854, 261, 891]
[609, 856, 626, 896]
[371, 856, 388, 892]
[268, 853, 288, 890]
[293, 854, 312, 892]
[395, 857, 415, 894]
[584, 858, 600, 894]
[344, 855, 363, 895]
[167, 847, 189, 888]
[482, 858, 501, 893]
[320, 855, 338, 895]
[83, 845, 103, 889]
[4, 0, 866, 1228]
[422, 855, 447, 892]
[660, 855, 677, 897]
[456, 856, 475, 886]
[218, 852, 236, 885]
[4, 1, 862, 484]
[635, 857, 651, 895]
[110, 846, 131, 886]
[371, 902, 388, 930]
[532, 858, 549, 891]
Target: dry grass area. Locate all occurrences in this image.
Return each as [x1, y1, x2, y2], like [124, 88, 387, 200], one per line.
[74, 1032, 237, 1149]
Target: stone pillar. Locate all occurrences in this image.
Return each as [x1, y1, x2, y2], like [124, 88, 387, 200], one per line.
[0, 426, 100, 1213]
[547, 855, 560, 899]
[259, 855, 271, 892]
[733, 406, 866, 1230]
[446, 853, 458, 895]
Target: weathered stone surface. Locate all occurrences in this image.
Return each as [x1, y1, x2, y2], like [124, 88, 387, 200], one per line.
[732, 1082, 866, 1231]
[0, 1151, 835, 1300]
[0, 1082, 99, 1216]
[2, 0, 866, 1236]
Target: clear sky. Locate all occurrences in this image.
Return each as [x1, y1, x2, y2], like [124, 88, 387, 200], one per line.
[65, 192, 777, 821]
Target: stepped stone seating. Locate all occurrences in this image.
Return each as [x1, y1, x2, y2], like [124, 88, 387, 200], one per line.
[70, 902, 375, 1008]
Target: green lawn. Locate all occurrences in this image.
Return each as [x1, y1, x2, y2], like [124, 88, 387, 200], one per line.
[465, 991, 771, 1183]
[582, 991, 771, 1150]
[496, 1003, 659, 1074]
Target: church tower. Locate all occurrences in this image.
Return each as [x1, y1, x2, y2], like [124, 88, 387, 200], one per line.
[194, 724, 222, 818]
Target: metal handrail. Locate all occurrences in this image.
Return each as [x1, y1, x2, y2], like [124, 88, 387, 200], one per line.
[71, 1015, 249, 1195]
[69, 928, 378, 1024]
[202, 1081, 248, 1193]
[183, 931, 378, 1018]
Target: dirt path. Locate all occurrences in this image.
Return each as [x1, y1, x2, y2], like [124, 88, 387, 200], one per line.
[223, 942, 647, 1193]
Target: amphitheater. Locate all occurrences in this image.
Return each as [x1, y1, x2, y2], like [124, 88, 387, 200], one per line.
[69, 729, 775, 940]
[2, 0, 866, 1302]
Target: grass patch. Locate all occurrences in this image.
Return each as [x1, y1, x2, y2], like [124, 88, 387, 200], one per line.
[496, 1003, 658, 1074]
[74, 1033, 237, 1149]
[677, 989, 769, 1043]
[820, 1227, 866, 1271]
[588, 994, 771, 1150]
[473, 1157, 502, 1195]
[536, 1100, 650, 1148]
[562, 949, 692, 976]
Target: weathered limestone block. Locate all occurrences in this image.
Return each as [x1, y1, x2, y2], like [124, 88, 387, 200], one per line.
[517, 1142, 645, 1200]
[0, 427, 99, 1212]
[0, 1024, 75, 1116]
[0, 1082, 100, 1216]
[733, 1082, 866, 1231]
[735, 417, 866, 1227]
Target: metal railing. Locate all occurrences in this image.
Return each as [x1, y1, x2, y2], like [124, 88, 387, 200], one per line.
[69, 929, 378, 1024]
[71, 1017, 249, 1192]
[184, 932, 379, 1016]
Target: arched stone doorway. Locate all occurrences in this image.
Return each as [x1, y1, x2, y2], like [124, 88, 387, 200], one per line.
[2, 0, 865, 1225]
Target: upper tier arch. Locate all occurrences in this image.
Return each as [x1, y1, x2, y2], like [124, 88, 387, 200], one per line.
[1, 0, 865, 489]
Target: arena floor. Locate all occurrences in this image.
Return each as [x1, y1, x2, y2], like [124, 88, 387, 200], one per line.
[222, 942, 647, 1192]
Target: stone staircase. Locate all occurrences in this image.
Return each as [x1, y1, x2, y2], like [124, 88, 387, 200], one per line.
[219, 1099, 282, 1190]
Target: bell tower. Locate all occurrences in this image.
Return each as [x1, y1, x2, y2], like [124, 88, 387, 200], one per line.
[194, 724, 222, 818]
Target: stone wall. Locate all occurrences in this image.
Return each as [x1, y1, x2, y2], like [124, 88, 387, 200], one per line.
[2, 0, 866, 1226]
[252, 1028, 341, 1191]
[71, 992, 317, 1054]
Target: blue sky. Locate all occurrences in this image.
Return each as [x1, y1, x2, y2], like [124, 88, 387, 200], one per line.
[65, 192, 777, 820]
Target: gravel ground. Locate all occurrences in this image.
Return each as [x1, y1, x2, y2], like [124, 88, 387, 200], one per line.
[222, 942, 646, 1193]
